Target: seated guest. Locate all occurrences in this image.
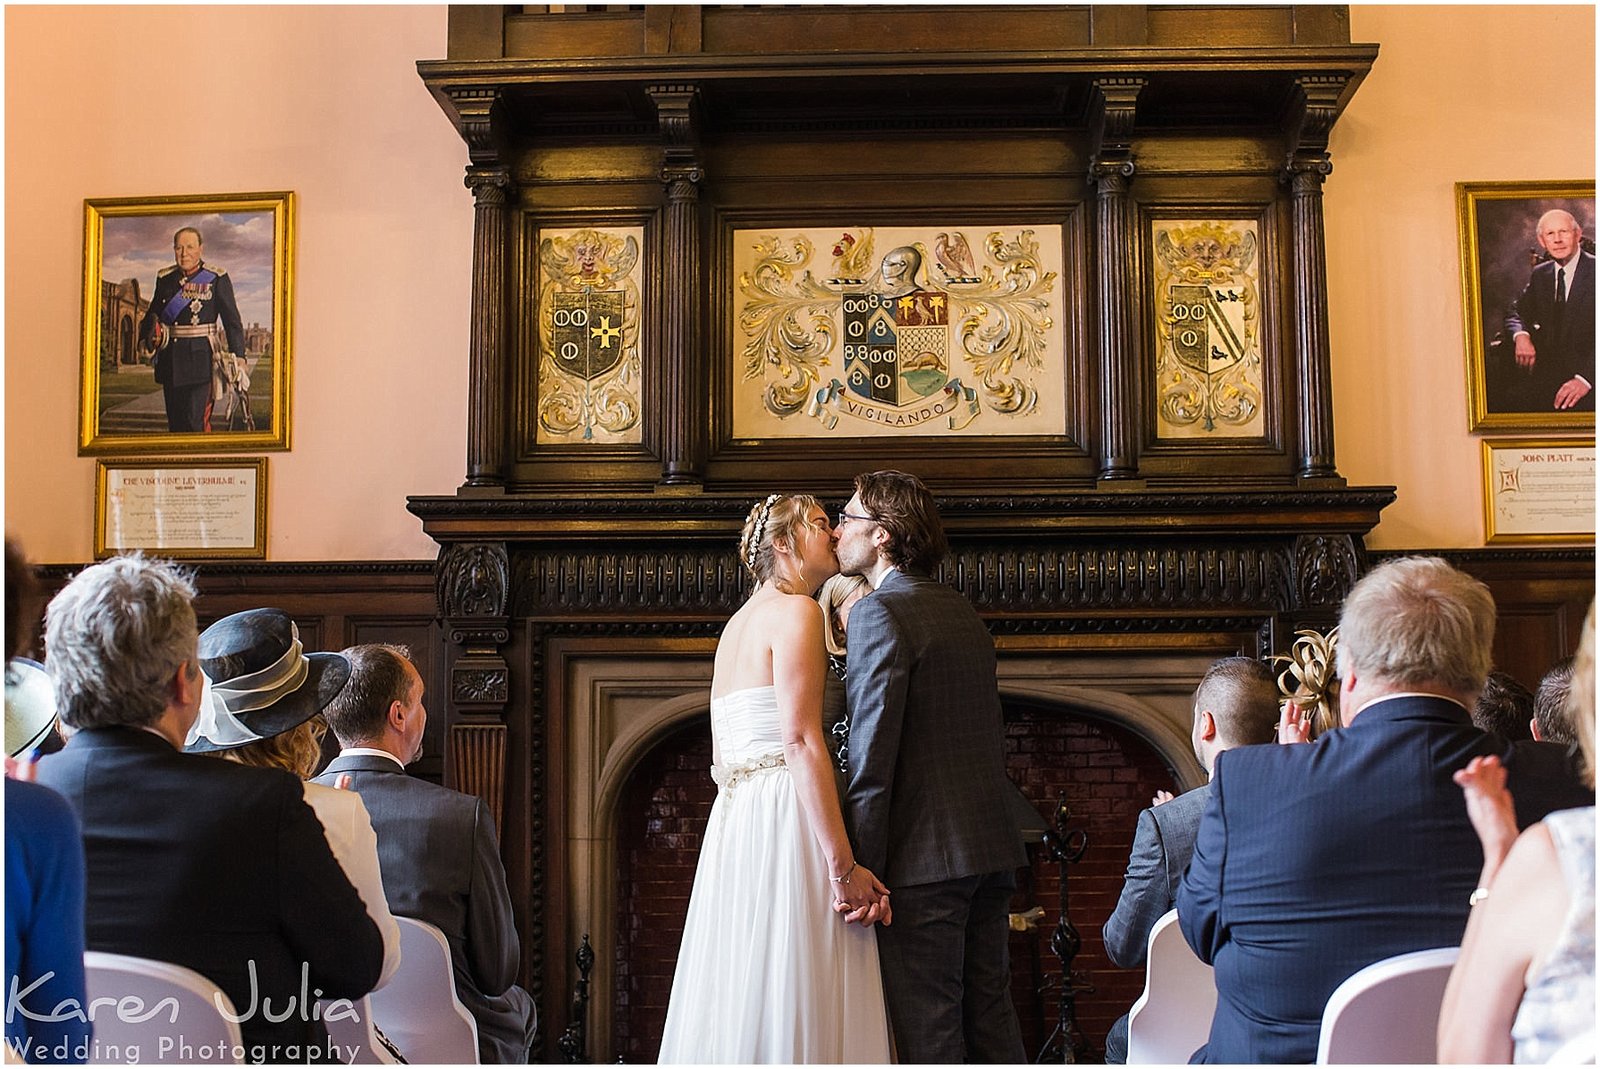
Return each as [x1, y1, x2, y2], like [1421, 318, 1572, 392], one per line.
[1100, 656, 1279, 1063]
[5, 538, 89, 1064]
[36, 555, 382, 1063]
[315, 644, 537, 1063]
[1533, 658, 1576, 743]
[1177, 557, 1581, 1064]
[1475, 670, 1535, 741]
[1439, 605, 1595, 1063]
[186, 608, 402, 990]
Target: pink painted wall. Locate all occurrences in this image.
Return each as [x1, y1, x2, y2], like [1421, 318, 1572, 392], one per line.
[1330, 5, 1595, 549]
[5, 5, 471, 562]
[6, 6, 1594, 561]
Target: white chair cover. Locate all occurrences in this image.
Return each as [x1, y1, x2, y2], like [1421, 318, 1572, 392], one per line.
[1126, 908, 1217, 1064]
[1315, 945, 1459, 1063]
[369, 916, 481, 1064]
[83, 951, 244, 1064]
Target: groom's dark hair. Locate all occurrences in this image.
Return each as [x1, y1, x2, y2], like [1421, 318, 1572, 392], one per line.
[854, 470, 949, 575]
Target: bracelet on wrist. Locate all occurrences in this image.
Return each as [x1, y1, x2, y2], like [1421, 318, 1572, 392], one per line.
[830, 862, 857, 883]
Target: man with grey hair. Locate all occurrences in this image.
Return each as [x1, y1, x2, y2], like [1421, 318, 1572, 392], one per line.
[1101, 656, 1279, 1062]
[1533, 658, 1577, 744]
[1502, 208, 1594, 412]
[35, 555, 382, 1063]
[1177, 557, 1577, 1064]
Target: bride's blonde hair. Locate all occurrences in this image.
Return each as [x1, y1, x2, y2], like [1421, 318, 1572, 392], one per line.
[739, 493, 822, 592]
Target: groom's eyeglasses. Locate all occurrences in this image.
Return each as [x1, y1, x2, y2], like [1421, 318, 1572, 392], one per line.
[837, 510, 875, 527]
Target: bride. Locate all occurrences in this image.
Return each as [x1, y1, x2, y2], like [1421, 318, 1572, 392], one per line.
[658, 493, 895, 1064]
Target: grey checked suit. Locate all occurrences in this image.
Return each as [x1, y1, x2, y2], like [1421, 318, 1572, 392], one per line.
[844, 568, 1027, 1063]
[313, 754, 536, 1063]
[1100, 783, 1211, 1062]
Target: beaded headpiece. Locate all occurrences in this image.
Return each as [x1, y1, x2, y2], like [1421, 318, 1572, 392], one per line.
[743, 494, 782, 570]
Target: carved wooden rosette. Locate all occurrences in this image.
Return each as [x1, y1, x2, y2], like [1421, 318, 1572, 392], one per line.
[649, 84, 706, 486]
[437, 541, 512, 817]
[1089, 77, 1146, 482]
[1283, 75, 1348, 483]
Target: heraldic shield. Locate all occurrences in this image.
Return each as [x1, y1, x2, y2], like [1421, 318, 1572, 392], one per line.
[1168, 283, 1247, 377]
[842, 290, 951, 407]
[552, 290, 627, 381]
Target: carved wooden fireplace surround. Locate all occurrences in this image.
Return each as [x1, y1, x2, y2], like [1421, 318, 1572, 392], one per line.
[405, 6, 1459, 1059]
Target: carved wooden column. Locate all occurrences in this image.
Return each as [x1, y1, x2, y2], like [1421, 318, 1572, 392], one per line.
[649, 84, 706, 487]
[1089, 77, 1146, 483]
[1283, 75, 1347, 484]
[454, 88, 514, 490]
[437, 541, 512, 827]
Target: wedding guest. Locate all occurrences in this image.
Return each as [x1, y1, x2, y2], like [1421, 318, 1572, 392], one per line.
[1475, 670, 1536, 741]
[316, 643, 537, 1063]
[4, 538, 89, 1064]
[186, 609, 402, 990]
[1101, 656, 1279, 1063]
[1439, 604, 1596, 1063]
[816, 571, 869, 777]
[36, 555, 382, 1063]
[1533, 658, 1576, 743]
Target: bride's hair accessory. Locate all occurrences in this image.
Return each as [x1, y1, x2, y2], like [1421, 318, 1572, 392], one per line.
[741, 494, 782, 571]
[1273, 626, 1339, 739]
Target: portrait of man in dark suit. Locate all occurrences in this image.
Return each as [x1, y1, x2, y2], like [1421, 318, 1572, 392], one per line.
[1465, 187, 1596, 425]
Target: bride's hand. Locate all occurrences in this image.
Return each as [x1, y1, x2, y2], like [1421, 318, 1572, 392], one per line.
[831, 863, 892, 927]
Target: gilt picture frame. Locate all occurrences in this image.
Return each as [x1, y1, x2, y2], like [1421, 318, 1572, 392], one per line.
[1457, 181, 1594, 432]
[80, 191, 294, 454]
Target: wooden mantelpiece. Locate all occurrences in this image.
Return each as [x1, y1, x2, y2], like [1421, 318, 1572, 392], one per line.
[410, 6, 1398, 1055]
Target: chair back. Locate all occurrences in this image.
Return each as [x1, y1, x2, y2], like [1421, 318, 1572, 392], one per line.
[318, 997, 400, 1064]
[369, 916, 480, 1064]
[1126, 909, 1216, 1064]
[83, 951, 243, 1064]
[1315, 946, 1459, 1064]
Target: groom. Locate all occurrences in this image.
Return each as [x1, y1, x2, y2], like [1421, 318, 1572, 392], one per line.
[835, 470, 1027, 1063]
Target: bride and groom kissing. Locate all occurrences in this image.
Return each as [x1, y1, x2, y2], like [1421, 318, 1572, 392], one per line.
[658, 471, 1028, 1064]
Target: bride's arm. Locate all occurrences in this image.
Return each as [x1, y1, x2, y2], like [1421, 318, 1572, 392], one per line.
[772, 596, 892, 924]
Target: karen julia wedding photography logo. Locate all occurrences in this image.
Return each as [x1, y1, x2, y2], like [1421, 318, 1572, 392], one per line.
[7, 960, 363, 1063]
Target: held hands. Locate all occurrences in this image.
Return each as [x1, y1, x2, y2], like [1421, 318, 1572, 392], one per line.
[1453, 754, 1519, 879]
[830, 862, 892, 927]
[1277, 700, 1312, 745]
[1554, 376, 1592, 409]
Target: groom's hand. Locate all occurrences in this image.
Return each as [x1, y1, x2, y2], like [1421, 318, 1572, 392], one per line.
[832, 864, 893, 926]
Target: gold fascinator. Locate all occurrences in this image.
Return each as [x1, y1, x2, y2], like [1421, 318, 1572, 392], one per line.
[1273, 627, 1340, 738]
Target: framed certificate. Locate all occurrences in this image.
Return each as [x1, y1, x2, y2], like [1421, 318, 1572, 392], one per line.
[95, 457, 267, 559]
[1481, 438, 1595, 545]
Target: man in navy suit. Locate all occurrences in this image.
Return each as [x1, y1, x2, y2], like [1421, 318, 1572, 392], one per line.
[1100, 656, 1279, 1063]
[1501, 209, 1595, 412]
[835, 470, 1027, 1064]
[1177, 557, 1579, 1063]
[314, 644, 536, 1063]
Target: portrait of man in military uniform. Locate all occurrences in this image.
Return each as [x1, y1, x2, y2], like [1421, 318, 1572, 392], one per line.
[139, 226, 247, 432]
[82, 193, 290, 454]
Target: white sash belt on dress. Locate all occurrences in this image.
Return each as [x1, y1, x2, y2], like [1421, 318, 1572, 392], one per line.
[709, 752, 785, 792]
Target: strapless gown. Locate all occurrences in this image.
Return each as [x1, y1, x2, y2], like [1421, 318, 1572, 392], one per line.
[657, 685, 893, 1064]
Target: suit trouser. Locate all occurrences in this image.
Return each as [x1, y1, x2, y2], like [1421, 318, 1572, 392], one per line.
[163, 380, 210, 432]
[875, 869, 1026, 1064]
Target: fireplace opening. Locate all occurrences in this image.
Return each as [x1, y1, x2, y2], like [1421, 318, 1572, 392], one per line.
[610, 699, 1182, 1061]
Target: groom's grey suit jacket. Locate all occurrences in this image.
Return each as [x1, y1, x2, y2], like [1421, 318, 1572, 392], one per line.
[843, 569, 1026, 886]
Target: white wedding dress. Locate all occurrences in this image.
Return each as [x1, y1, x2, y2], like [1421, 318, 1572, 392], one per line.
[658, 685, 893, 1064]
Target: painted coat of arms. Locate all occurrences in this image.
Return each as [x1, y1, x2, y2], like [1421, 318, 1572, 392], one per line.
[732, 226, 1066, 438]
[536, 227, 643, 444]
[1151, 220, 1265, 439]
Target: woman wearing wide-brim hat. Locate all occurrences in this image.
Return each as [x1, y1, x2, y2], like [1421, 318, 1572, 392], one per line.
[187, 608, 402, 990]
